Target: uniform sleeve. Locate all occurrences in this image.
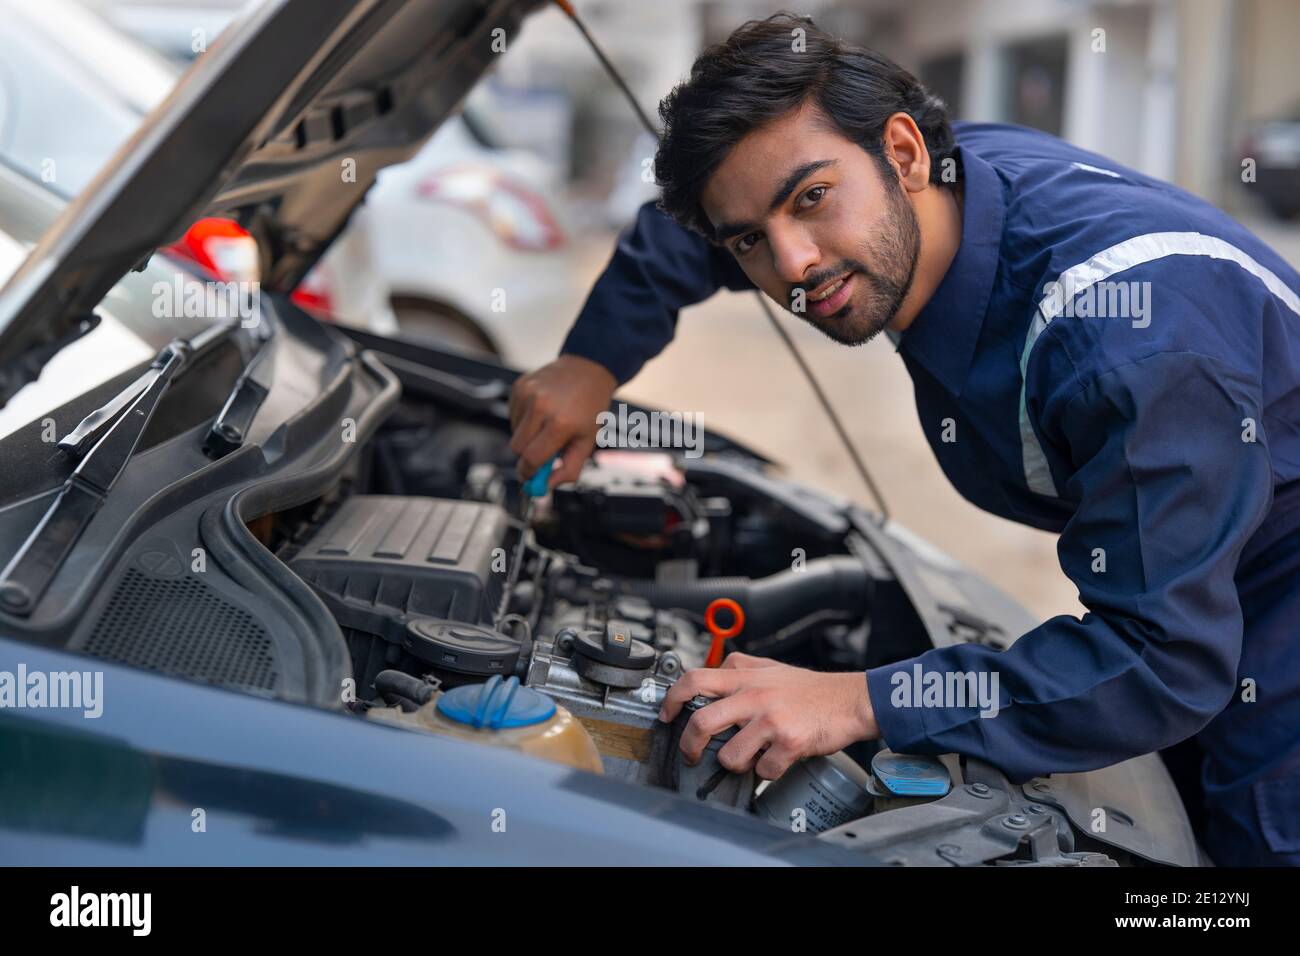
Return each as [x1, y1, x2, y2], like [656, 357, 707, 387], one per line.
[865, 349, 1273, 782]
[560, 200, 754, 385]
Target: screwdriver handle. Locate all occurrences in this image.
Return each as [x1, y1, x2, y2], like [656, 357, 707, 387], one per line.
[523, 458, 555, 498]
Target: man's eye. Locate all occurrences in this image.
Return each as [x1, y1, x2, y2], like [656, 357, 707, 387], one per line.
[799, 185, 827, 209]
[736, 231, 762, 254]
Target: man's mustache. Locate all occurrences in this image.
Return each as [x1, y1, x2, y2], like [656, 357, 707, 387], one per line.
[788, 259, 870, 310]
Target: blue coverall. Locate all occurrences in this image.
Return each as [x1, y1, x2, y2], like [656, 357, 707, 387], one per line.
[560, 122, 1300, 865]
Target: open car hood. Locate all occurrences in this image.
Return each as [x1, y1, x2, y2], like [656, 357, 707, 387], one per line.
[0, 0, 544, 406]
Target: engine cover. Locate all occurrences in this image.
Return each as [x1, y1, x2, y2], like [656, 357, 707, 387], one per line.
[290, 495, 509, 628]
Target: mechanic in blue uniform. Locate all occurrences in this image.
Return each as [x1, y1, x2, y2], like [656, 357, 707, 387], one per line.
[506, 14, 1300, 865]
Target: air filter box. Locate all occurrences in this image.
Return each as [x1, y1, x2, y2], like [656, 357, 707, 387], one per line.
[290, 496, 509, 628]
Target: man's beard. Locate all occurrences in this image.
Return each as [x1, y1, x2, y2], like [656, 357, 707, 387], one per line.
[789, 175, 921, 346]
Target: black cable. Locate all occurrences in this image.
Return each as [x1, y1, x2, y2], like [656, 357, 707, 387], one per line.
[553, 0, 659, 136]
[557, 0, 890, 522]
[751, 294, 890, 520]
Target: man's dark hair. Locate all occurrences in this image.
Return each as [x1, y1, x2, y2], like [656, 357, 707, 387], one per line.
[654, 12, 956, 240]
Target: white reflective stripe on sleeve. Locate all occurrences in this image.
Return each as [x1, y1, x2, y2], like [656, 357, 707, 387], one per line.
[1018, 231, 1300, 498]
[1071, 162, 1121, 179]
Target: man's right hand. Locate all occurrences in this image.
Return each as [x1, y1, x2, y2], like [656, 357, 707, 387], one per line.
[509, 354, 617, 491]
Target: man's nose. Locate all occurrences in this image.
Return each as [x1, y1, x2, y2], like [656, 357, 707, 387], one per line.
[769, 226, 819, 286]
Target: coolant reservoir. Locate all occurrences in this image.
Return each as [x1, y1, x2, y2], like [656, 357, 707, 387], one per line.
[375, 675, 604, 774]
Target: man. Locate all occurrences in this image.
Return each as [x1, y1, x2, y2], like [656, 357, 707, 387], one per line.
[507, 14, 1300, 865]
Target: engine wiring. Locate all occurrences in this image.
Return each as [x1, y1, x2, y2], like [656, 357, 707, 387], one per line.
[553, 0, 891, 522]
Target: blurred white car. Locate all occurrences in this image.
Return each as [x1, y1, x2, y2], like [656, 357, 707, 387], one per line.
[343, 111, 579, 363]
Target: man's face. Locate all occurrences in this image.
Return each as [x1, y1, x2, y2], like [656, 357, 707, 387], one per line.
[700, 102, 920, 345]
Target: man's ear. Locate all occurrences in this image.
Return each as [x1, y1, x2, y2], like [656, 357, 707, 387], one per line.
[882, 112, 930, 193]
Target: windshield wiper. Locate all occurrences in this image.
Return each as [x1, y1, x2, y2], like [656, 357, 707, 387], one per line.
[56, 370, 155, 460]
[0, 335, 199, 616]
[56, 319, 235, 462]
[0, 311, 276, 614]
[203, 314, 277, 459]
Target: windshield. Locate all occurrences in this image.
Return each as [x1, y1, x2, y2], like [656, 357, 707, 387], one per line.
[0, 161, 223, 440]
[0, 0, 178, 197]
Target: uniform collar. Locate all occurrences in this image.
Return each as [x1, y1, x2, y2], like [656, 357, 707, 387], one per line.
[895, 145, 1006, 396]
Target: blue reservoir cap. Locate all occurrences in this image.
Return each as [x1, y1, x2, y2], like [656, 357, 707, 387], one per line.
[871, 750, 952, 797]
[436, 675, 556, 730]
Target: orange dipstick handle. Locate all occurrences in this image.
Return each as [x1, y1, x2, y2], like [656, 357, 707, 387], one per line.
[704, 598, 745, 667]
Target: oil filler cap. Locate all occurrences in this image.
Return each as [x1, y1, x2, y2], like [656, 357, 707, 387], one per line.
[871, 750, 952, 797]
[569, 621, 656, 689]
[437, 676, 556, 730]
[572, 621, 654, 668]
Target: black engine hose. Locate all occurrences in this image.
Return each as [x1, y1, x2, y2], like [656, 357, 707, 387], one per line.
[374, 669, 438, 711]
[610, 556, 870, 637]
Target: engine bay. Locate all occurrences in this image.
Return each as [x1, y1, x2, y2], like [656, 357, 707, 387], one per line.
[242, 367, 1136, 861]
[274, 434, 900, 825]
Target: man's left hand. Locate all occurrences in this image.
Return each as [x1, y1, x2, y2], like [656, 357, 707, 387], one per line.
[658, 652, 880, 780]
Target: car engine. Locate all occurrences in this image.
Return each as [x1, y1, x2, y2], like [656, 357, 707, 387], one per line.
[269, 424, 918, 819]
